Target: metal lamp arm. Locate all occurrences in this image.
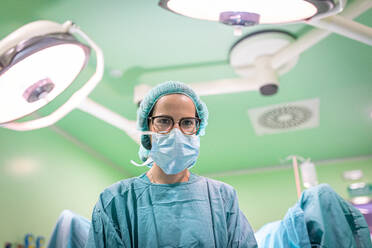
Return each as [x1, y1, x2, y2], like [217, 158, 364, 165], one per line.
[270, 0, 372, 70]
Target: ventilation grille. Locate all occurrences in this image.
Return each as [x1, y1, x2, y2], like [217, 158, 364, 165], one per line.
[247, 98, 319, 135]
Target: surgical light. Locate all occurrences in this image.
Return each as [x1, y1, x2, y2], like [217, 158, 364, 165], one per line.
[159, 0, 340, 26]
[0, 20, 104, 131]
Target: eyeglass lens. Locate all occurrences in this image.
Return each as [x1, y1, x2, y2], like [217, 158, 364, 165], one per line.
[152, 116, 199, 134]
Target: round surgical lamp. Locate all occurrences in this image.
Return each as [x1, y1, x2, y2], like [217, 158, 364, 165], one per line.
[159, 0, 345, 27]
[0, 20, 104, 131]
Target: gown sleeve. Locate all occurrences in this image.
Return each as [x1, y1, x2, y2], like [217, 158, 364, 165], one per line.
[85, 204, 126, 248]
[227, 189, 258, 248]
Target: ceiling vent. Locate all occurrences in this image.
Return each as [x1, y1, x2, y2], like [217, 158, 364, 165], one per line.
[247, 98, 319, 135]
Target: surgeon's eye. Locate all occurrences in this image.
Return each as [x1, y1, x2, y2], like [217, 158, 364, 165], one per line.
[153, 116, 173, 131]
[156, 117, 172, 125]
[181, 118, 195, 128]
[180, 118, 199, 135]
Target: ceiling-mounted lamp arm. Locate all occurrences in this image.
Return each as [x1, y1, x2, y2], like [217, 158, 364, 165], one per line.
[0, 21, 71, 58]
[308, 14, 372, 46]
[254, 56, 279, 95]
[309, 0, 348, 21]
[270, 0, 372, 70]
[77, 98, 140, 144]
[1, 22, 104, 131]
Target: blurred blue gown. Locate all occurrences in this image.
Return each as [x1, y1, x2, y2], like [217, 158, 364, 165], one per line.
[85, 172, 257, 248]
[255, 184, 372, 248]
[48, 210, 90, 248]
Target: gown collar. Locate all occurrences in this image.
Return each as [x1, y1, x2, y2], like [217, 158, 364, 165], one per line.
[138, 171, 201, 186]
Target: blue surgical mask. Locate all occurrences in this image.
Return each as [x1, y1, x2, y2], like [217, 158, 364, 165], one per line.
[131, 128, 200, 175]
[150, 128, 200, 175]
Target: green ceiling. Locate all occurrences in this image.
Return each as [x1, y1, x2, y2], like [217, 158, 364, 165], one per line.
[1, 0, 372, 176]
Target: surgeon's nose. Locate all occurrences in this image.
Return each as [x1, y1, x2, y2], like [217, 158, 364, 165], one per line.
[173, 122, 181, 129]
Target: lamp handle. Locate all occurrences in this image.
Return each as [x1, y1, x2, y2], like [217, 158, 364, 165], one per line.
[308, 0, 347, 21]
[1, 24, 104, 131]
[0, 20, 71, 59]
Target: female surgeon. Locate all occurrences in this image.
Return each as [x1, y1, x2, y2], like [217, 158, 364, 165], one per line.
[85, 81, 258, 248]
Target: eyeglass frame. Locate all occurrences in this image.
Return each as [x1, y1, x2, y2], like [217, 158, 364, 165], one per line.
[148, 115, 201, 135]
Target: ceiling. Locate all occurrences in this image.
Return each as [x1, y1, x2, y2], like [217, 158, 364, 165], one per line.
[1, 0, 372, 176]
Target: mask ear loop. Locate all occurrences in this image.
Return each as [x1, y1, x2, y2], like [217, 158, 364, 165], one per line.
[130, 130, 157, 167]
[130, 157, 153, 167]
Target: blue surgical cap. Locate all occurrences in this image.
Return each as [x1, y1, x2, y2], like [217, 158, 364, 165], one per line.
[137, 81, 209, 162]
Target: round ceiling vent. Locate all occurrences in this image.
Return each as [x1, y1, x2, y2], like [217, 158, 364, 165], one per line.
[258, 105, 312, 129]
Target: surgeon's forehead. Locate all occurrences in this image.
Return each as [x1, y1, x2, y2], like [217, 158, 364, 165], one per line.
[152, 94, 196, 116]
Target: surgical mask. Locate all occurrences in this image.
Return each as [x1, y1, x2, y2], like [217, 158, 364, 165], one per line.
[131, 128, 200, 175]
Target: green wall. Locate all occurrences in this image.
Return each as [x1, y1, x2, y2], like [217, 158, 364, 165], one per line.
[0, 126, 371, 245]
[0, 128, 126, 245]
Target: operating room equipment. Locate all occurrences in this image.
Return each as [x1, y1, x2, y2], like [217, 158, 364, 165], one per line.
[158, 0, 347, 27]
[282, 155, 319, 199]
[36, 237, 45, 248]
[159, 0, 372, 46]
[341, 169, 372, 233]
[0, 20, 103, 131]
[292, 156, 302, 199]
[135, 0, 372, 99]
[348, 182, 372, 198]
[255, 184, 372, 248]
[0, 20, 139, 144]
[352, 202, 372, 234]
[343, 170, 364, 181]
[24, 234, 34, 248]
[299, 159, 318, 188]
[1, 1, 371, 145]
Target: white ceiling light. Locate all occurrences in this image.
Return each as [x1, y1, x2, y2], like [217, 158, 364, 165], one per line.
[159, 0, 341, 25]
[0, 41, 88, 124]
[0, 20, 104, 131]
[0, 21, 141, 144]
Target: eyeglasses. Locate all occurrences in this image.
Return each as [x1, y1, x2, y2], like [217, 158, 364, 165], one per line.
[148, 115, 201, 135]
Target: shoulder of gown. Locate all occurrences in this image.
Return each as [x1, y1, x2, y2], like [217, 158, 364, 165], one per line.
[95, 176, 148, 210]
[200, 176, 239, 207]
[96, 174, 239, 213]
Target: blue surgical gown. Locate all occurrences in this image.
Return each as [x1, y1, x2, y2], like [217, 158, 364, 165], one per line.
[255, 184, 372, 248]
[301, 184, 372, 247]
[255, 205, 311, 248]
[48, 210, 90, 248]
[85, 172, 257, 248]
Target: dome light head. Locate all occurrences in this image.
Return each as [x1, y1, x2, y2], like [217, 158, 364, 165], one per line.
[0, 20, 104, 131]
[159, 0, 336, 25]
[0, 33, 90, 124]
